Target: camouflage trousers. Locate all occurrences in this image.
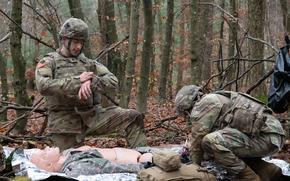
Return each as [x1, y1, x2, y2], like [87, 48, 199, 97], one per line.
[61, 149, 144, 177]
[201, 127, 283, 174]
[50, 106, 147, 151]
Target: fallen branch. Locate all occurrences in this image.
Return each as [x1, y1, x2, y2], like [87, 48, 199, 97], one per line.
[0, 105, 46, 114]
[2, 99, 45, 135]
[0, 135, 51, 144]
[95, 35, 129, 60]
[246, 68, 274, 94]
[146, 115, 179, 132]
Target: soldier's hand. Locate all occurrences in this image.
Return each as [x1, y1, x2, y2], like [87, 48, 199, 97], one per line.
[78, 80, 92, 100]
[80, 72, 94, 83]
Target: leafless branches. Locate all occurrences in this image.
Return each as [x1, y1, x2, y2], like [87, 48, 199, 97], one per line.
[0, 98, 46, 135]
[0, 8, 56, 50]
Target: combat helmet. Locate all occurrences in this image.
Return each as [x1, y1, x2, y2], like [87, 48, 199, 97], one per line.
[59, 18, 88, 41]
[174, 85, 203, 115]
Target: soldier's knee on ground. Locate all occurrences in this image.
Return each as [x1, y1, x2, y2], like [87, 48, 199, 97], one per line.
[129, 110, 144, 125]
[201, 135, 215, 159]
[50, 134, 79, 152]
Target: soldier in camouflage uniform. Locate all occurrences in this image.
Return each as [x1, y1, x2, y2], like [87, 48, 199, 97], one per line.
[175, 85, 285, 181]
[35, 18, 147, 151]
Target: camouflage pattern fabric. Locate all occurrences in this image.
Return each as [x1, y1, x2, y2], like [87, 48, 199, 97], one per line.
[179, 89, 285, 175]
[61, 149, 144, 177]
[0, 144, 5, 172]
[201, 127, 282, 174]
[59, 18, 88, 41]
[35, 50, 147, 150]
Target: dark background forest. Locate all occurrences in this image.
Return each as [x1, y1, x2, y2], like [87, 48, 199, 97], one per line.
[0, 0, 290, 163]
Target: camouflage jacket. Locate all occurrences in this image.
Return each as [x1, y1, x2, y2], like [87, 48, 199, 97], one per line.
[61, 149, 143, 177]
[189, 91, 285, 163]
[35, 50, 118, 133]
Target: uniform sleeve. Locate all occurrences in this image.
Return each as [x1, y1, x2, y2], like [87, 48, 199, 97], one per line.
[35, 57, 82, 96]
[189, 94, 224, 164]
[91, 61, 118, 93]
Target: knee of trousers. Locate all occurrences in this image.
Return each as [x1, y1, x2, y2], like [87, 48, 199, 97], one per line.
[201, 133, 224, 155]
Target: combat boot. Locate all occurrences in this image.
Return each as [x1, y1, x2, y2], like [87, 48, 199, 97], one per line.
[233, 166, 261, 181]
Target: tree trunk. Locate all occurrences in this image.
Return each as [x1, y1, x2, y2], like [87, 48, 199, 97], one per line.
[117, 1, 130, 100]
[106, 0, 123, 83]
[227, 0, 238, 90]
[248, 0, 266, 96]
[190, 0, 201, 84]
[67, 0, 92, 58]
[97, 0, 123, 81]
[217, 0, 225, 83]
[280, 0, 290, 33]
[158, 0, 174, 102]
[97, 0, 108, 62]
[0, 53, 8, 122]
[137, 0, 153, 113]
[176, 1, 185, 92]
[120, 0, 140, 108]
[149, 0, 161, 94]
[10, 0, 31, 134]
[200, 1, 213, 82]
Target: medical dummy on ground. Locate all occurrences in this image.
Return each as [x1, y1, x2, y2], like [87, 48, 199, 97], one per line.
[30, 146, 153, 173]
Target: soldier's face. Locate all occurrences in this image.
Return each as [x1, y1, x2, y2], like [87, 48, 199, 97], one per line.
[68, 39, 84, 56]
[62, 38, 84, 57]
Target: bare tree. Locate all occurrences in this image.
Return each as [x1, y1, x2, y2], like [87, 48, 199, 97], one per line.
[176, 1, 186, 92]
[9, 0, 31, 134]
[227, 0, 238, 90]
[280, 0, 290, 33]
[0, 53, 8, 122]
[190, 0, 201, 84]
[120, 0, 140, 108]
[97, 0, 123, 83]
[200, 1, 214, 82]
[248, 0, 266, 96]
[137, 0, 154, 113]
[158, 0, 174, 102]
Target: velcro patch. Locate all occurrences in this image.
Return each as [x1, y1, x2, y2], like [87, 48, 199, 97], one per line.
[37, 59, 48, 68]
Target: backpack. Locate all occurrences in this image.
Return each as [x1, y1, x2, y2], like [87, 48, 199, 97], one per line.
[268, 44, 290, 113]
[216, 91, 271, 137]
[138, 163, 216, 181]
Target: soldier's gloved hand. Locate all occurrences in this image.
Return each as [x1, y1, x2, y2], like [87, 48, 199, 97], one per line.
[79, 71, 94, 83]
[78, 80, 92, 100]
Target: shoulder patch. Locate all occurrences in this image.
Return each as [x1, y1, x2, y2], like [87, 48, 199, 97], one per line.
[37, 58, 50, 68]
